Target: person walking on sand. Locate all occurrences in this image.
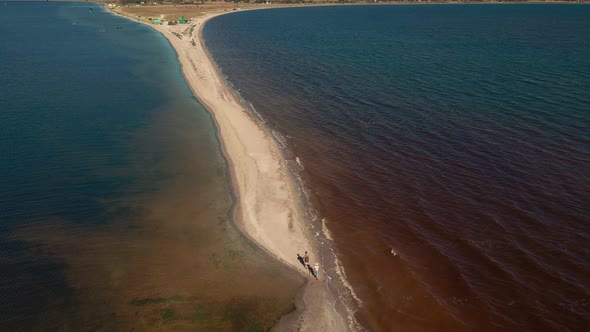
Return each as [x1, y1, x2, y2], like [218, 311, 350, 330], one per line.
[307, 264, 317, 280]
[304, 251, 309, 264]
[314, 263, 320, 280]
[297, 254, 306, 268]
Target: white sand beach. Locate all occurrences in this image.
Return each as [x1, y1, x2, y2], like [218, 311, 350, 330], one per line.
[110, 8, 351, 331]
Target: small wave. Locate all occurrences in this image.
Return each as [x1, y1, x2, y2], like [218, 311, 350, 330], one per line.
[247, 104, 266, 124]
[296, 156, 303, 169]
[271, 130, 287, 149]
[323, 227, 365, 331]
[277, 150, 363, 330]
[321, 218, 333, 241]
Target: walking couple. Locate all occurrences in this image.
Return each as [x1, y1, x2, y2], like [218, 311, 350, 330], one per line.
[296, 251, 319, 280]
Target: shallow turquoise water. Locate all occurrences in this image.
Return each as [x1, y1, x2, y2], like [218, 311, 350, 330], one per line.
[0, 2, 301, 330]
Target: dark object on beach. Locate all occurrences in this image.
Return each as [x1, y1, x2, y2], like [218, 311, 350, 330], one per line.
[297, 254, 305, 267]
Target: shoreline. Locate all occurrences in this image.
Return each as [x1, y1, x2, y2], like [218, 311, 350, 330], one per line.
[107, 6, 355, 331]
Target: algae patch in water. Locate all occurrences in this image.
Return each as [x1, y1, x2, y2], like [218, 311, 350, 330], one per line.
[131, 296, 182, 306]
[162, 308, 176, 321]
[187, 305, 209, 323]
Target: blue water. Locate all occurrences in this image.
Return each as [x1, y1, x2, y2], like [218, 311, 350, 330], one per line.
[0, 2, 300, 330]
[204, 5, 590, 331]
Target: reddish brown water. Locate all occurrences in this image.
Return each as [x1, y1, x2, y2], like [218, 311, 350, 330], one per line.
[204, 5, 590, 331]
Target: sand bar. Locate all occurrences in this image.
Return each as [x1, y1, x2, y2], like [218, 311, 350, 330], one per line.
[109, 7, 351, 331]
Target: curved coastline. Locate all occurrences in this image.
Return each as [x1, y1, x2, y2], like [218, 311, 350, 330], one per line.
[106, 6, 356, 331]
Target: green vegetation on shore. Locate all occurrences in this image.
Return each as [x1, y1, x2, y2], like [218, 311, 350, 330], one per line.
[115, 0, 588, 4]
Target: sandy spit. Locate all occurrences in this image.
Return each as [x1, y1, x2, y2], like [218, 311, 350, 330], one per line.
[108, 7, 351, 332]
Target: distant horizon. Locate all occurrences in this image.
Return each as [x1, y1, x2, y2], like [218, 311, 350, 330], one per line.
[3, 0, 590, 4]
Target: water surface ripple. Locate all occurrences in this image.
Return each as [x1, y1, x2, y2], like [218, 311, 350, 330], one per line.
[204, 4, 590, 331]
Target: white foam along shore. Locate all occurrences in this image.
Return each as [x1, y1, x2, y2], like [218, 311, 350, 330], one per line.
[107, 7, 353, 331]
